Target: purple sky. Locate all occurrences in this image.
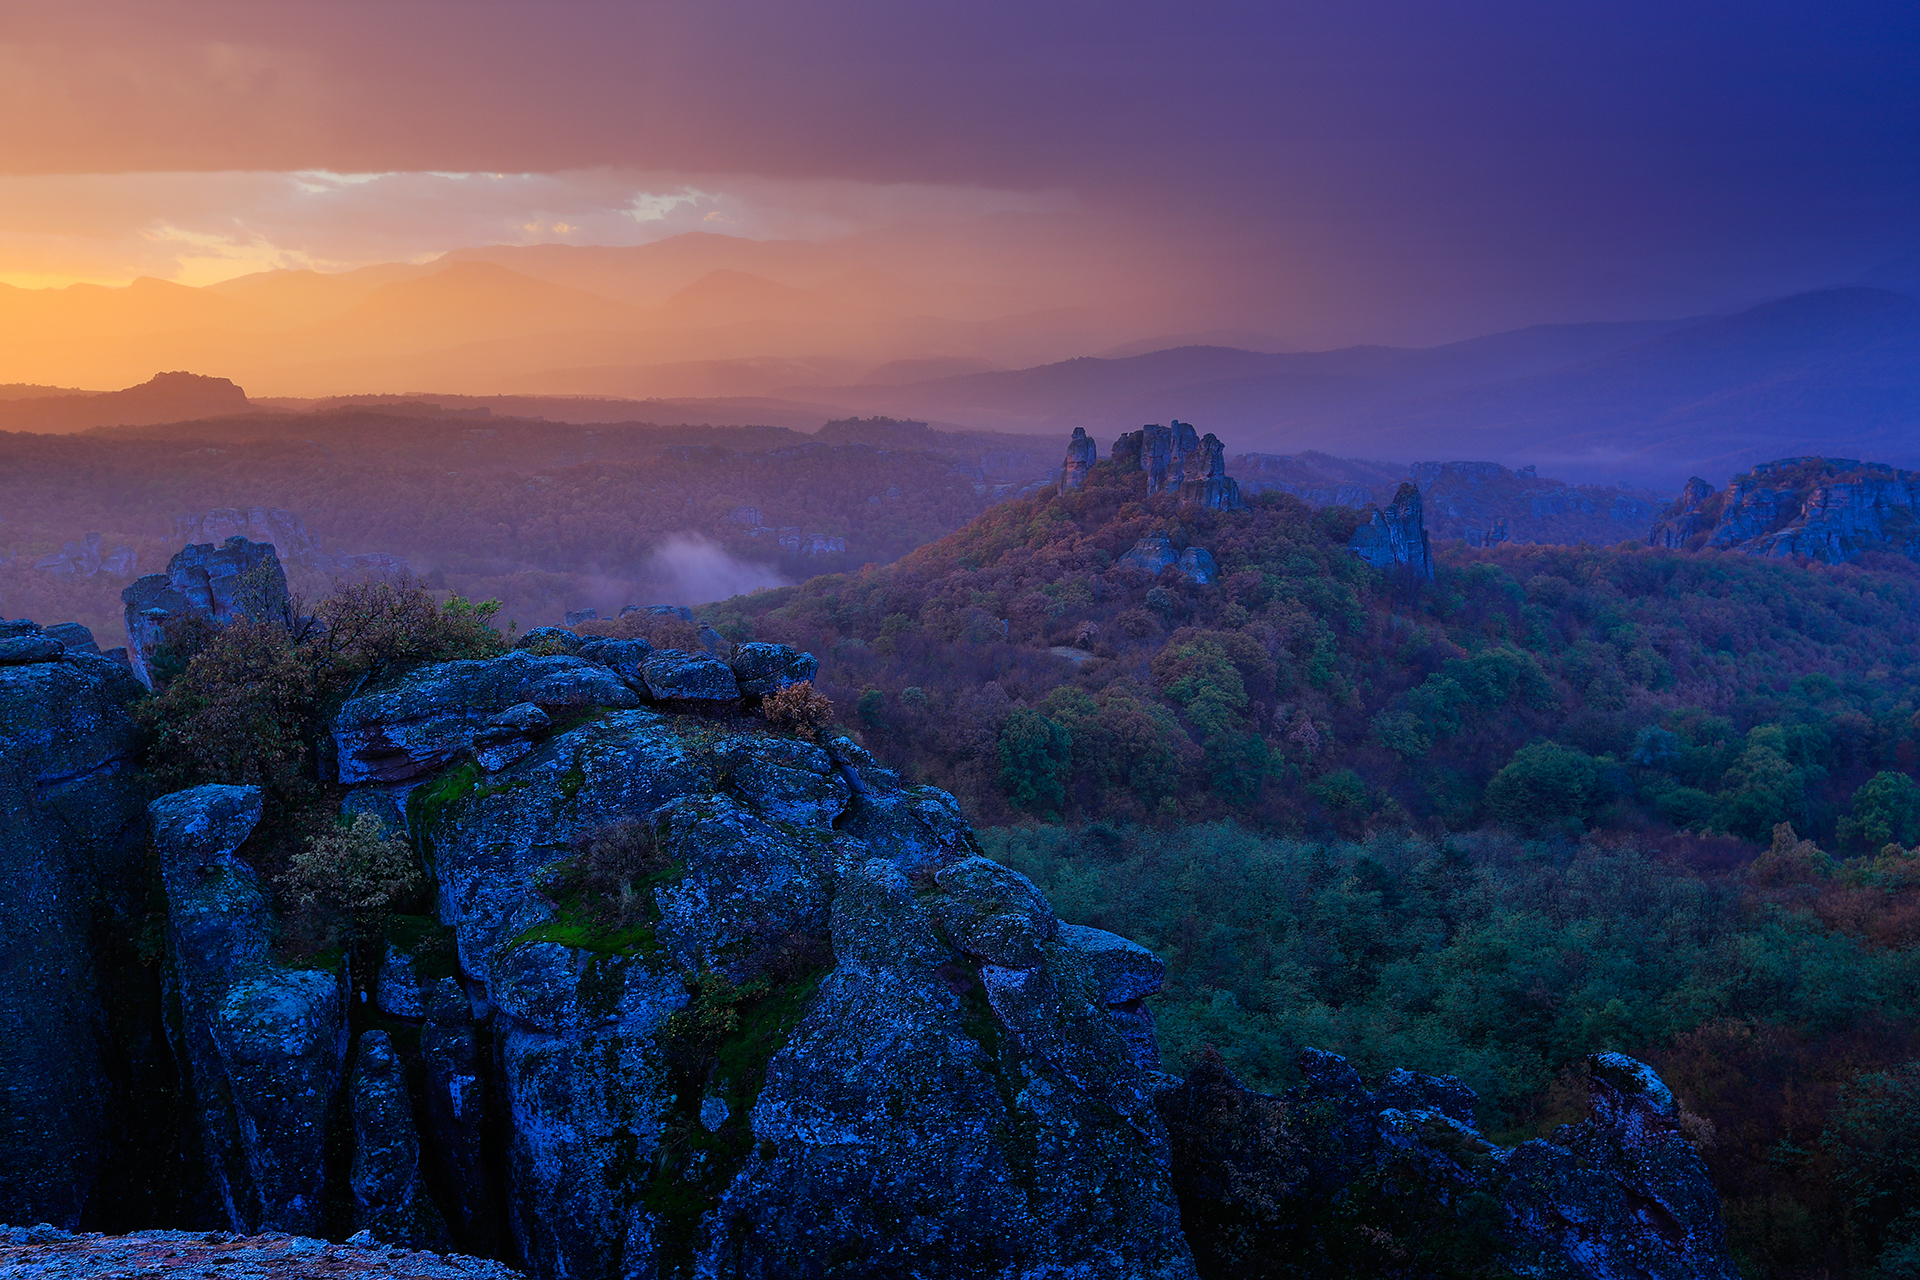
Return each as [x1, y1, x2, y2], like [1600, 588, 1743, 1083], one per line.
[1, 0, 1915, 342]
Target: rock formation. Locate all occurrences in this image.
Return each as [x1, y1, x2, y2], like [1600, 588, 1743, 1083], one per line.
[1160, 1047, 1740, 1279]
[1119, 532, 1221, 584]
[121, 537, 290, 686]
[32, 532, 137, 580]
[0, 1226, 522, 1280]
[151, 785, 348, 1236]
[1108, 421, 1245, 509]
[1060, 426, 1097, 491]
[322, 649, 1195, 1279]
[1348, 481, 1435, 581]
[174, 507, 413, 580]
[1647, 457, 1920, 563]
[0, 625, 149, 1228]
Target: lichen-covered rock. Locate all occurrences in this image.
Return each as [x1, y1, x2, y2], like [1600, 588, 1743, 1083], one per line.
[332, 652, 642, 784]
[121, 536, 289, 686]
[0, 633, 65, 664]
[726, 642, 817, 696]
[0, 1227, 523, 1279]
[0, 638, 148, 1226]
[151, 785, 348, 1235]
[1159, 1047, 1739, 1280]
[350, 1032, 451, 1251]
[514, 627, 583, 655]
[1349, 481, 1435, 581]
[639, 648, 740, 701]
[381, 681, 1193, 1280]
[1119, 531, 1180, 576]
[577, 637, 654, 685]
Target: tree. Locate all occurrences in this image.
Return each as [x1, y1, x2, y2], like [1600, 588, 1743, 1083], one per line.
[1839, 772, 1920, 852]
[1484, 743, 1605, 834]
[997, 708, 1072, 819]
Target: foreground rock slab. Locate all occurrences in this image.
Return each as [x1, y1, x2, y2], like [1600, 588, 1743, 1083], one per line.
[0, 1226, 521, 1280]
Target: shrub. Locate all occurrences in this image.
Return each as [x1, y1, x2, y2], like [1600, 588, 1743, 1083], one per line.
[760, 680, 834, 738]
[282, 813, 421, 922]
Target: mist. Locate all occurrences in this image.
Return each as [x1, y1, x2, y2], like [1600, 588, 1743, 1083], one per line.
[642, 534, 791, 606]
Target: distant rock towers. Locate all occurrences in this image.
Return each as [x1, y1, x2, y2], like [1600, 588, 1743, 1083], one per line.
[1349, 482, 1435, 581]
[1060, 427, 1097, 491]
[1100, 421, 1246, 510]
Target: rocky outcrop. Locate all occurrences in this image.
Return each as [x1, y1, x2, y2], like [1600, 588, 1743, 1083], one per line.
[32, 531, 137, 580]
[1060, 426, 1097, 491]
[1349, 481, 1434, 581]
[1118, 532, 1221, 584]
[332, 648, 1195, 1280]
[1159, 1048, 1739, 1280]
[121, 537, 290, 686]
[350, 1032, 452, 1251]
[1648, 476, 1720, 549]
[1109, 421, 1244, 509]
[151, 785, 349, 1236]
[0, 1225, 523, 1280]
[0, 628, 149, 1227]
[1647, 457, 1920, 564]
[1177, 432, 1246, 511]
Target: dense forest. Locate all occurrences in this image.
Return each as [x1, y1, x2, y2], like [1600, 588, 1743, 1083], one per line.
[694, 451, 1920, 1276]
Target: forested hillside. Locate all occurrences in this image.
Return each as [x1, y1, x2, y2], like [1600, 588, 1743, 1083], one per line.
[708, 450, 1920, 1277]
[716, 452, 1920, 849]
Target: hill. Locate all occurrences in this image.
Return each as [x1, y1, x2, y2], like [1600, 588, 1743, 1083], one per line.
[713, 426, 1920, 845]
[0, 372, 250, 433]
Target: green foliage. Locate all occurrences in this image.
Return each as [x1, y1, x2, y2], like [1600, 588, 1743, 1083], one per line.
[281, 813, 421, 921]
[1484, 743, 1610, 834]
[139, 616, 316, 793]
[1823, 1061, 1920, 1274]
[997, 707, 1072, 818]
[1840, 772, 1920, 852]
[716, 459, 1920, 837]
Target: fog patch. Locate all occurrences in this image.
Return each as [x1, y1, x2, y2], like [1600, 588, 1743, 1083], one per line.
[644, 534, 790, 605]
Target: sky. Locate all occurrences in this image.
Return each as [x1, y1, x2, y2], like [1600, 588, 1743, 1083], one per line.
[0, 0, 1915, 347]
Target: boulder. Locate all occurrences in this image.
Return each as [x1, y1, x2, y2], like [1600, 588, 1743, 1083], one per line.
[151, 785, 348, 1235]
[350, 1031, 451, 1250]
[1060, 425, 1097, 491]
[40, 622, 100, 654]
[0, 636, 148, 1226]
[0, 633, 65, 664]
[639, 648, 740, 701]
[1119, 531, 1180, 576]
[387, 682, 1192, 1280]
[332, 652, 641, 785]
[727, 641, 817, 696]
[1177, 546, 1220, 584]
[513, 627, 583, 655]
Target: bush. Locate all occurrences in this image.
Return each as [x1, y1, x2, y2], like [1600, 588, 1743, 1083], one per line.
[760, 680, 834, 738]
[139, 616, 316, 792]
[282, 813, 420, 921]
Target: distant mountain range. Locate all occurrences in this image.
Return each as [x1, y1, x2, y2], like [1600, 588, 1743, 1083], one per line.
[814, 288, 1920, 486]
[2, 222, 1916, 487]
